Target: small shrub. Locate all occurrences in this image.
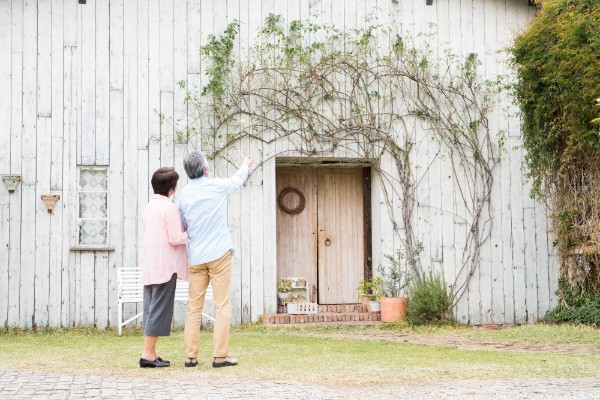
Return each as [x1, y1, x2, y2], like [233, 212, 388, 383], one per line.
[545, 278, 600, 327]
[407, 270, 454, 325]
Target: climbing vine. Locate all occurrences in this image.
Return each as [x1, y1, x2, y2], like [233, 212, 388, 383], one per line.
[179, 15, 503, 306]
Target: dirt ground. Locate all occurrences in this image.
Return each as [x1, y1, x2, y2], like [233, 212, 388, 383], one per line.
[310, 325, 600, 356]
[370, 332, 600, 355]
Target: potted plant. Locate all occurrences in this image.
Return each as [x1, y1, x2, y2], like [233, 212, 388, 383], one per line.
[357, 279, 373, 305]
[277, 278, 292, 304]
[367, 276, 383, 313]
[294, 277, 306, 287]
[378, 251, 411, 322]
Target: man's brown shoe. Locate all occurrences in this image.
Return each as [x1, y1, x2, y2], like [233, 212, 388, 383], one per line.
[212, 356, 238, 368]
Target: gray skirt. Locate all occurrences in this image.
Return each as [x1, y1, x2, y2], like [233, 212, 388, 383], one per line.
[142, 273, 177, 336]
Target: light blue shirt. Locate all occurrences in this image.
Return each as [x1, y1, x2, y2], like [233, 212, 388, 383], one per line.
[176, 165, 249, 265]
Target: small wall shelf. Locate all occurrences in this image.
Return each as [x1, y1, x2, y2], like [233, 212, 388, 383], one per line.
[2, 175, 21, 193]
[277, 277, 309, 305]
[288, 285, 308, 303]
[41, 194, 60, 213]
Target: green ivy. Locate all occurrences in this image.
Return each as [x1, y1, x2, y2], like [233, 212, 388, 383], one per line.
[546, 278, 600, 327]
[511, 0, 600, 196]
[511, 0, 600, 309]
[201, 20, 240, 116]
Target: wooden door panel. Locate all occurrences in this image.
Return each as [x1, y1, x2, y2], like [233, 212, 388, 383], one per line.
[276, 168, 318, 293]
[317, 168, 364, 304]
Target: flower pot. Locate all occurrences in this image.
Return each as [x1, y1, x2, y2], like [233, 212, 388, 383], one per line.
[360, 294, 373, 305]
[368, 300, 381, 313]
[381, 296, 408, 322]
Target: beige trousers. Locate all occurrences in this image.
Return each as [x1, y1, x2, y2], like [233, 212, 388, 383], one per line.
[183, 251, 231, 359]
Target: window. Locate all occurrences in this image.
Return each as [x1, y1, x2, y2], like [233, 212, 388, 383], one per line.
[78, 166, 108, 246]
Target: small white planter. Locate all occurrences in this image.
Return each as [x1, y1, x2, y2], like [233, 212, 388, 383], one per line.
[277, 292, 290, 304]
[368, 300, 381, 312]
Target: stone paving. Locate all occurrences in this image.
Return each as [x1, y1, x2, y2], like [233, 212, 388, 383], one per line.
[1, 368, 600, 399]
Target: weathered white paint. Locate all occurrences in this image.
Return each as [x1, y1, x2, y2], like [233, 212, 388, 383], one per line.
[20, 0, 37, 329]
[63, 43, 77, 327]
[7, 0, 23, 329]
[0, 0, 10, 328]
[487, 0, 503, 326]
[34, 117, 51, 327]
[0, 0, 557, 328]
[0, 205, 8, 327]
[49, 0, 65, 329]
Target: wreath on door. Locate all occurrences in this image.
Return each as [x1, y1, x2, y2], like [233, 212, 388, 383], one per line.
[278, 187, 306, 215]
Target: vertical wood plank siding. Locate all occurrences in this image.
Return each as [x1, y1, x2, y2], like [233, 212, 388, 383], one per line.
[0, 0, 554, 328]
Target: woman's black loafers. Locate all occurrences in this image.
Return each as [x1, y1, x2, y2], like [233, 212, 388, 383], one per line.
[139, 357, 170, 368]
[156, 357, 170, 366]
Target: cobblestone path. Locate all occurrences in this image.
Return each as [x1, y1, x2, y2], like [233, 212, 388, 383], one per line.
[1, 368, 599, 399]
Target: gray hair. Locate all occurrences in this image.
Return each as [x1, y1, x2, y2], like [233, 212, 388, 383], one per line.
[183, 151, 207, 179]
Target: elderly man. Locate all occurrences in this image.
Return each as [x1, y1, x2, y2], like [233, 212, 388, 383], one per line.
[177, 151, 252, 368]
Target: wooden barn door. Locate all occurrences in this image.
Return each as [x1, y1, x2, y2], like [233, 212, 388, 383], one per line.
[276, 169, 318, 296]
[317, 169, 364, 304]
[277, 167, 366, 305]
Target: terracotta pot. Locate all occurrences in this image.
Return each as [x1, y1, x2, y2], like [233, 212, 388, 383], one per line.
[381, 297, 408, 322]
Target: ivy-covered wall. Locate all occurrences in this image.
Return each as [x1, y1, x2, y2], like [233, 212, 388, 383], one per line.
[512, 0, 600, 325]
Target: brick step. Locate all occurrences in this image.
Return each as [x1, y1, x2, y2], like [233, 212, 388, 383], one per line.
[263, 311, 381, 325]
[277, 303, 370, 314]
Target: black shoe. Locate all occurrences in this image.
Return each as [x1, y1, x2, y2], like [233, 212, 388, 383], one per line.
[139, 357, 170, 368]
[184, 359, 198, 368]
[156, 356, 170, 366]
[212, 356, 238, 368]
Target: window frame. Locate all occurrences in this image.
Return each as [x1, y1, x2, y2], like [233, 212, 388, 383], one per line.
[70, 165, 114, 251]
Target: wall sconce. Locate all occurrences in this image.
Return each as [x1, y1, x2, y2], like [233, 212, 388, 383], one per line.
[1, 175, 22, 193]
[41, 194, 61, 214]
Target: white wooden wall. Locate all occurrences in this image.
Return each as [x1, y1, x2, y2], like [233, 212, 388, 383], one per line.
[0, 0, 557, 329]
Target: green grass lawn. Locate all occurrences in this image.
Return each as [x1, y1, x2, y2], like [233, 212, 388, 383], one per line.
[0, 323, 598, 385]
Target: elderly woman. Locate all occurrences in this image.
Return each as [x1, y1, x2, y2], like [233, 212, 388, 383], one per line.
[139, 167, 189, 368]
[177, 151, 252, 368]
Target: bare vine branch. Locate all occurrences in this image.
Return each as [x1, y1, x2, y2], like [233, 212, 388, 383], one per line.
[178, 15, 503, 305]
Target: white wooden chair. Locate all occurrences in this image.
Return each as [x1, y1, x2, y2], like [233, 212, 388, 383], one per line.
[117, 267, 215, 336]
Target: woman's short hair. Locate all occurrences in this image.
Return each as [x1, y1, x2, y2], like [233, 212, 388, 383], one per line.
[183, 151, 207, 179]
[151, 167, 179, 196]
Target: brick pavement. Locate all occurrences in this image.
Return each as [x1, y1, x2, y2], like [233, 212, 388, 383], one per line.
[1, 368, 599, 399]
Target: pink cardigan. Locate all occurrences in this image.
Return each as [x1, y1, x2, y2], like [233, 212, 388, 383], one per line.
[141, 194, 189, 285]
